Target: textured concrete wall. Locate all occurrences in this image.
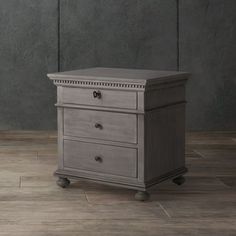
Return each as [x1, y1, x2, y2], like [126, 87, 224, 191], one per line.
[0, 0, 58, 129]
[0, 0, 235, 130]
[60, 0, 178, 71]
[180, 0, 236, 130]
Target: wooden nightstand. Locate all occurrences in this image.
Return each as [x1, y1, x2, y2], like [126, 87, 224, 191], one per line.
[48, 67, 189, 201]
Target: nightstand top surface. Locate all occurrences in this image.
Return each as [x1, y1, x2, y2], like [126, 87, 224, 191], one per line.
[48, 67, 189, 86]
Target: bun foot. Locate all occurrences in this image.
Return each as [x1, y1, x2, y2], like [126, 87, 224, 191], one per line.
[57, 177, 70, 188]
[135, 191, 150, 201]
[173, 175, 185, 186]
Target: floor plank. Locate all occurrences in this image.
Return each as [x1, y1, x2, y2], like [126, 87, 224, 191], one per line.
[0, 131, 235, 235]
[0, 219, 235, 236]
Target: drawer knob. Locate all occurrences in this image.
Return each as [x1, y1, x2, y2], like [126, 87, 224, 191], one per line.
[95, 156, 103, 163]
[95, 123, 103, 129]
[93, 90, 101, 99]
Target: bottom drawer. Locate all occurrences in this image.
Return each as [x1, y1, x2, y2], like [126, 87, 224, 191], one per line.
[63, 140, 137, 178]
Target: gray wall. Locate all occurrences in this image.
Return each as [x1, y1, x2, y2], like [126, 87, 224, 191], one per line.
[0, 0, 235, 130]
[0, 0, 58, 129]
[60, 0, 178, 71]
[180, 0, 236, 130]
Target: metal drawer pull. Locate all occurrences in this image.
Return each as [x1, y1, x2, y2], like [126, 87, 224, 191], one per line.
[93, 90, 101, 99]
[95, 156, 103, 163]
[94, 123, 103, 129]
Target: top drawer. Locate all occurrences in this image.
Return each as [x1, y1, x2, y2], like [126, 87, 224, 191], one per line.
[61, 87, 137, 110]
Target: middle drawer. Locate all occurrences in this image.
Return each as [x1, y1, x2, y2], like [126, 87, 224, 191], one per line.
[64, 108, 137, 144]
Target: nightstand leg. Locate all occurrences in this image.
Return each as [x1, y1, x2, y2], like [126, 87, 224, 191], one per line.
[172, 175, 185, 185]
[56, 177, 70, 188]
[135, 191, 150, 201]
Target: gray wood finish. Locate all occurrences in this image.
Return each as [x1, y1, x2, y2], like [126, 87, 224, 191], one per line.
[57, 107, 64, 170]
[48, 67, 189, 85]
[64, 108, 137, 144]
[48, 67, 189, 198]
[135, 191, 150, 201]
[63, 140, 137, 178]
[56, 177, 70, 188]
[62, 87, 137, 109]
[55, 168, 146, 191]
[145, 104, 186, 182]
[144, 83, 186, 110]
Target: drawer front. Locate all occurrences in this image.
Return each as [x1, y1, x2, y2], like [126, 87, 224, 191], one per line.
[63, 140, 137, 178]
[64, 109, 137, 144]
[62, 87, 137, 109]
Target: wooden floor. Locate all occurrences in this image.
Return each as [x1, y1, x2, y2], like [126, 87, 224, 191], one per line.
[0, 131, 235, 236]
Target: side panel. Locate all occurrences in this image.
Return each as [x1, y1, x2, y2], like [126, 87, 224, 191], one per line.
[145, 103, 186, 182]
[57, 107, 64, 170]
[145, 84, 186, 110]
[57, 86, 64, 170]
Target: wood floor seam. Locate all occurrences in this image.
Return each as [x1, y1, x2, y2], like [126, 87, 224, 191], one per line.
[158, 202, 171, 218]
[18, 176, 21, 188]
[192, 149, 205, 158]
[0, 131, 235, 235]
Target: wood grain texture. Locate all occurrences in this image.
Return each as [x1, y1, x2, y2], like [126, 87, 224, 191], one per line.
[63, 140, 137, 178]
[62, 87, 137, 109]
[48, 67, 189, 84]
[144, 84, 186, 110]
[64, 108, 137, 144]
[49, 68, 189, 193]
[0, 131, 235, 235]
[145, 104, 186, 182]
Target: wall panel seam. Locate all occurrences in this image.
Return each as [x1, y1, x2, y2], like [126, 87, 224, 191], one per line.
[176, 0, 180, 71]
[58, 0, 61, 72]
